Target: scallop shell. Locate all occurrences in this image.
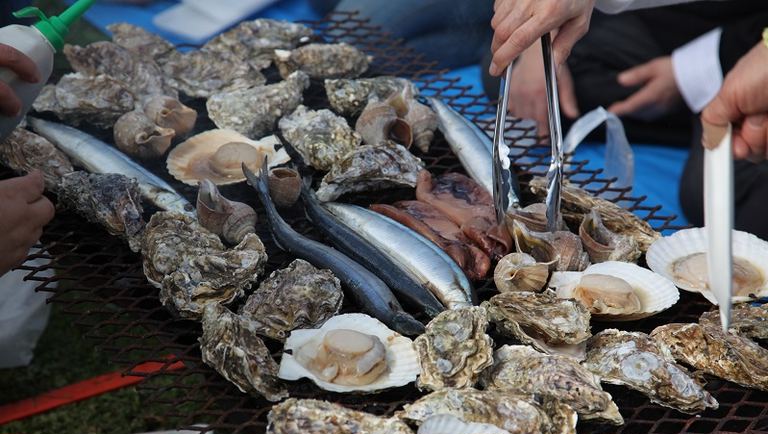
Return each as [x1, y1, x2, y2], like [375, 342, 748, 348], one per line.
[418, 415, 511, 434]
[646, 228, 768, 304]
[167, 129, 290, 186]
[278, 313, 420, 393]
[268, 167, 301, 208]
[493, 252, 551, 293]
[551, 261, 679, 321]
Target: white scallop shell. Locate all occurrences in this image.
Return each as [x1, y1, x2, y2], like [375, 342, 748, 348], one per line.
[278, 313, 420, 393]
[646, 227, 768, 304]
[551, 261, 679, 321]
[418, 415, 511, 434]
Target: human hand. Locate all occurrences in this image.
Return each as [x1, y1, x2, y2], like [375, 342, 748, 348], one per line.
[0, 172, 55, 275]
[0, 43, 40, 117]
[490, 0, 596, 76]
[701, 42, 768, 161]
[608, 56, 681, 121]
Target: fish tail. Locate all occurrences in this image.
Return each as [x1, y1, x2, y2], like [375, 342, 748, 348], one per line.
[391, 311, 425, 336]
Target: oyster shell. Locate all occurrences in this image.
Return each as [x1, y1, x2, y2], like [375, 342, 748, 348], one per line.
[114, 110, 175, 159]
[278, 105, 362, 171]
[107, 22, 175, 61]
[197, 179, 257, 245]
[316, 141, 424, 202]
[584, 329, 718, 413]
[355, 98, 413, 148]
[274, 43, 370, 79]
[579, 209, 641, 263]
[269, 167, 302, 208]
[58, 172, 144, 252]
[651, 322, 768, 391]
[32, 73, 136, 128]
[143, 95, 197, 138]
[268, 398, 413, 434]
[240, 259, 343, 341]
[505, 203, 566, 233]
[414, 306, 494, 391]
[0, 127, 73, 191]
[325, 76, 418, 116]
[417, 415, 511, 434]
[480, 345, 623, 425]
[528, 177, 660, 251]
[207, 71, 309, 139]
[493, 252, 550, 293]
[699, 304, 768, 340]
[510, 220, 590, 272]
[160, 49, 267, 98]
[200, 303, 288, 401]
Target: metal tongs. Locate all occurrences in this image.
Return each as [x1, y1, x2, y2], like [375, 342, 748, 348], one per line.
[541, 34, 564, 232]
[491, 61, 514, 223]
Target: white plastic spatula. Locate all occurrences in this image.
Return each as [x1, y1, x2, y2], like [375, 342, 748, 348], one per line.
[704, 124, 733, 330]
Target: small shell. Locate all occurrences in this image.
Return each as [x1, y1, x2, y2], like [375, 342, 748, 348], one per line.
[197, 179, 257, 244]
[143, 95, 198, 137]
[646, 227, 768, 304]
[114, 110, 175, 159]
[493, 252, 551, 293]
[579, 209, 641, 263]
[505, 203, 567, 233]
[355, 99, 413, 147]
[385, 86, 436, 153]
[268, 167, 301, 208]
[418, 415, 511, 434]
[511, 220, 590, 272]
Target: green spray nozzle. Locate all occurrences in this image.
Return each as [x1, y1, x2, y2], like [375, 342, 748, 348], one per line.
[13, 0, 96, 52]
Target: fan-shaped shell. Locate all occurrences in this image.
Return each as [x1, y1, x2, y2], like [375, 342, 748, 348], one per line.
[418, 415, 511, 434]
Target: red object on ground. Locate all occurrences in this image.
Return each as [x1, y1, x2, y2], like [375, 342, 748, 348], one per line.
[0, 357, 185, 426]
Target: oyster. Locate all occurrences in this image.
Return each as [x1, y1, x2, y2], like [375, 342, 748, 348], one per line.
[278, 105, 362, 171]
[505, 203, 566, 233]
[0, 127, 73, 191]
[417, 415, 511, 434]
[355, 98, 413, 148]
[579, 209, 641, 263]
[114, 110, 175, 159]
[398, 388, 578, 434]
[651, 322, 768, 391]
[32, 73, 136, 128]
[325, 76, 418, 116]
[143, 95, 197, 138]
[482, 291, 591, 359]
[481, 345, 623, 425]
[160, 49, 267, 98]
[197, 179, 257, 245]
[167, 129, 290, 186]
[207, 71, 310, 139]
[414, 307, 494, 391]
[529, 176, 660, 251]
[269, 167, 302, 208]
[493, 252, 551, 293]
[58, 172, 144, 252]
[240, 259, 343, 341]
[584, 329, 718, 413]
[274, 42, 370, 79]
[700, 304, 768, 340]
[107, 22, 175, 61]
[268, 398, 413, 434]
[510, 220, 590, 272]
[200, 303, 288, 401]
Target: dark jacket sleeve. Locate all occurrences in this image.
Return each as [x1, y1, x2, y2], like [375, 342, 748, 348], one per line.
[719, 11, 768, 73]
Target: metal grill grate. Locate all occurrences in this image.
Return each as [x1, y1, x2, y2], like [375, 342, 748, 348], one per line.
[8, 11, 767, 434]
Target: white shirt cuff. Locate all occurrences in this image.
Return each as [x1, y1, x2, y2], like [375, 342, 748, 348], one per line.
[671, 28, 724, 113]
[595, 0, 699, 14]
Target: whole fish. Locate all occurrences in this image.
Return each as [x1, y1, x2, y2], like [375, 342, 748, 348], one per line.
[243, 163, 425, 336]
[301, 182, 445, 317]
[28, 117, 193, 215]
[325, 202, 475, 309]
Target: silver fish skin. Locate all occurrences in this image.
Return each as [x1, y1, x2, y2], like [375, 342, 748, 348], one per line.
[28, 117, 193, 215]
[325, 202, 474, 309]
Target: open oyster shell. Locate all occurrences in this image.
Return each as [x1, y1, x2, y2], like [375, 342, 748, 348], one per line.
[200, 303, 288, 402]
[579, 209, 641, 263]
[268, 398, 413, 434]
[0, 127, 73, 191]
[274, 43, 370, 79]
[699, 304, 768, 340]
[493, 252, 551, 293]
[325, 76, 418, 117]
[481, 345, 623, 425]
[417, 415, 511, 434]
[160, 49, 267, 98]
[510, 220, 590, 272]
[278, 105, 361, 171]
[584, 329, 718, 413]
[240, 259, 343, 341]
[414, 306, 494, 391]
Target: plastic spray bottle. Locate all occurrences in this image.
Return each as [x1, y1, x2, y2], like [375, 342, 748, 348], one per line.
[0, 0, 95, 142]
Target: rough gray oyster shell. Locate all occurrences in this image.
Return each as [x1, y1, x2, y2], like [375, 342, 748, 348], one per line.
[584, 329, 718, 413]
[33, 73, 136, 128]
[414, 306, 493, 391]
[200, 303, 288, 402]
[699, 304, 768, 340]
[268, 398, 413, 434]
[274, 43, 370, 80]
[316, 141, 424, 202]
[239, 259, 343, 341]
[107, 22, 175, 61]
[207, 71, 309, 139]
[325, 76, 418, 116]
[0, 127, 73, 191]
[279, 104, 361, 171]
[159, 49, 267, 98]
[481, 345, 623, 425]
[58, 172, 144, 252]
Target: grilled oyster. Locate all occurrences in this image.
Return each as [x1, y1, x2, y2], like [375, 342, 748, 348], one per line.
[58, 172, 144, 252]
[398, 388, 578, 434]
[529, 177, 660, 251]
[278, 105, 361, 171]
[240, 259, 343, 341]
[493, 252, 551, 293]
[0, 127, 73, 191]
[417, 415, 511, 434]
[207, 71, 309, 139]
[584, 329, 718, 413]
[200, 303, 288, 401]
[510, 220, 590, 272]
[325, 76, 418, 116]
[316, 141, 424, 202]
[160, 49, 266, 98]
[268, 398, 413, 434]
[107, 22, 175, 61]
[700, 304, 768, 340]
[114, 110, 175, 159]
[197, 179, 257, 245]
[274, 43, 370, 79]
[580, 209, 641, 263]
[481, 345, 623, 425]
[414, 307, 493, 391]
[651, 322, 768, 391]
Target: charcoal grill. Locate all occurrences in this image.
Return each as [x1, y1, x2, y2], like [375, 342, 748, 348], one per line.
[7, 11, 768, 434]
